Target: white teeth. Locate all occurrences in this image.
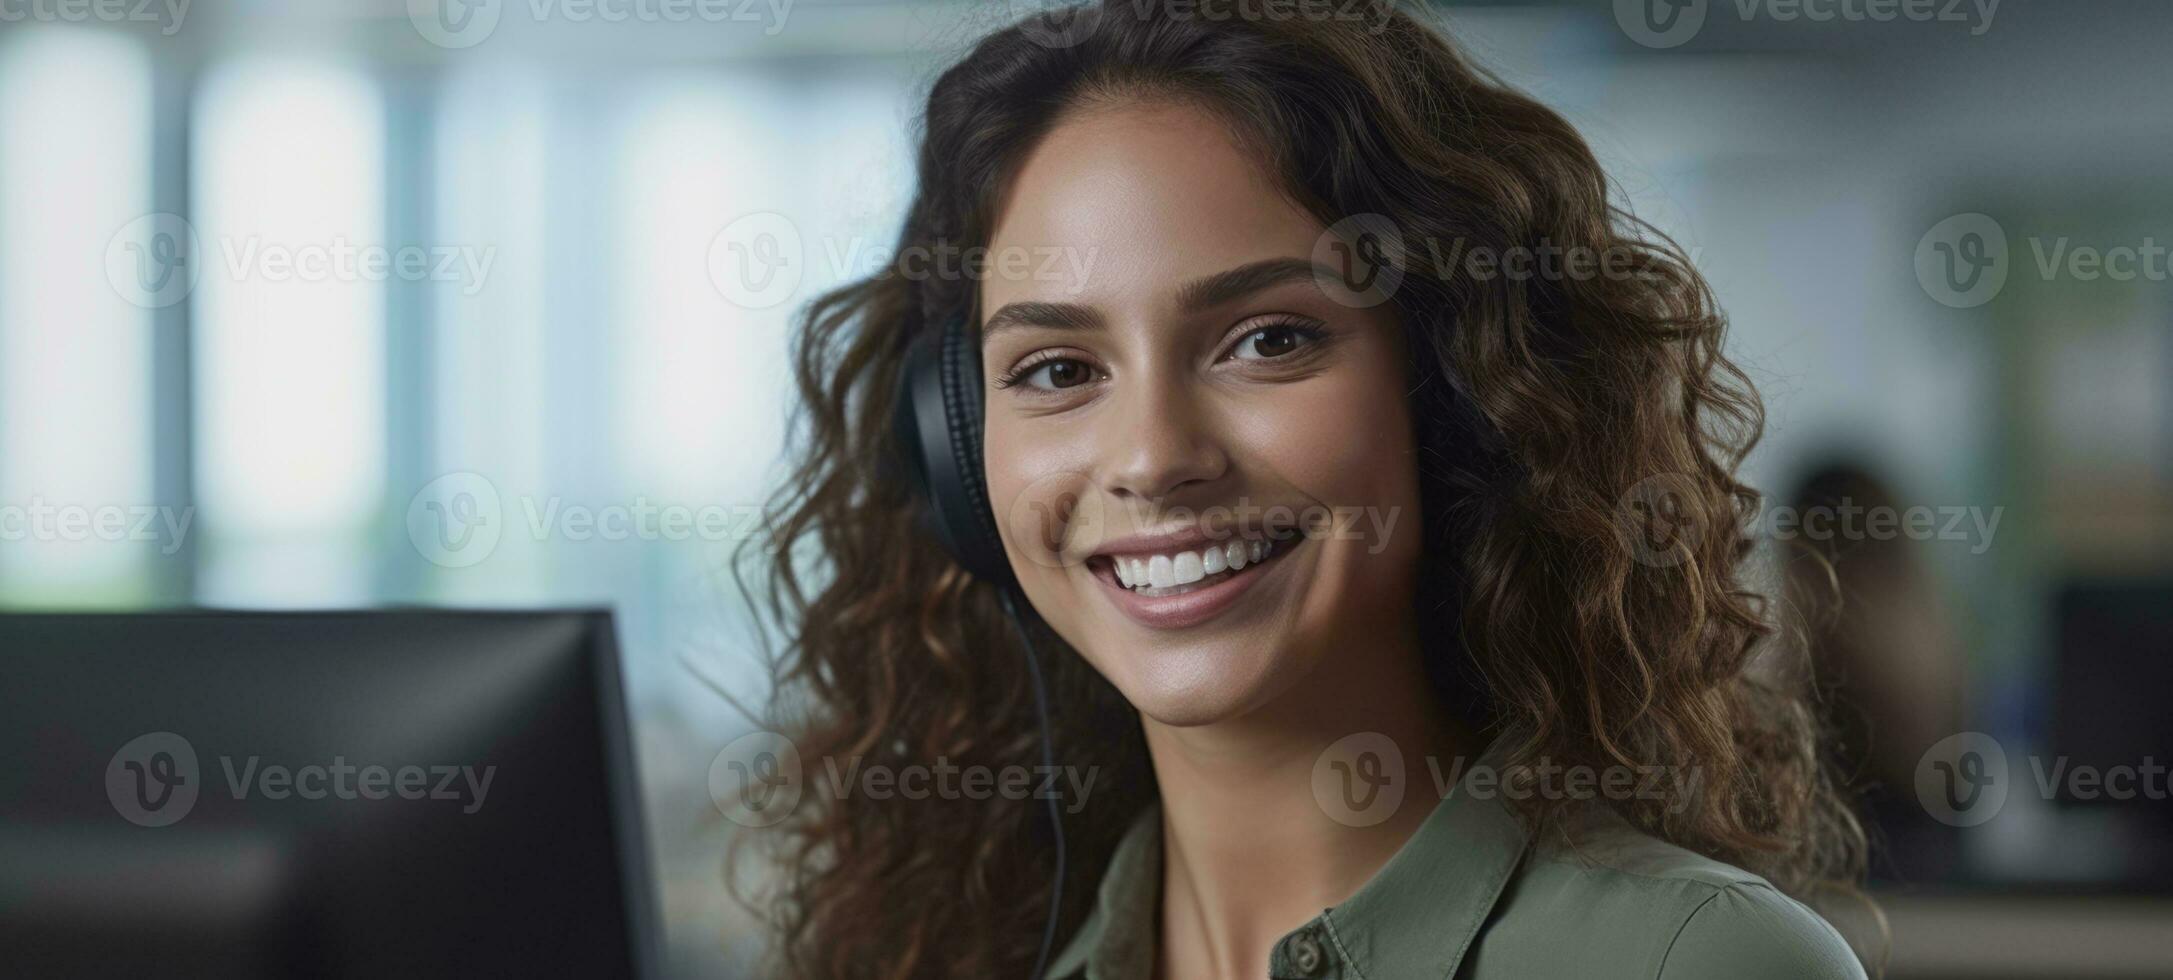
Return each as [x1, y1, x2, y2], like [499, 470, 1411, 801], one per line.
[1107, 538, 1278, 592]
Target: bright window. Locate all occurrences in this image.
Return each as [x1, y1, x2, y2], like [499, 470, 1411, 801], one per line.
[191, 60, 386, 604]
[0, 30, 155, 605]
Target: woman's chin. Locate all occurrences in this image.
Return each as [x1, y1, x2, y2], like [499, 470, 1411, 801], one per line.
[1104, 641, 1309, 729]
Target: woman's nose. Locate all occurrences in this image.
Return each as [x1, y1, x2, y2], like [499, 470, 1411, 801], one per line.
[1098, 371, 1229, 505]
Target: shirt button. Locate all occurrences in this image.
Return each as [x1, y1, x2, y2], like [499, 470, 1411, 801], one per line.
[1290, 931, 1325, 976]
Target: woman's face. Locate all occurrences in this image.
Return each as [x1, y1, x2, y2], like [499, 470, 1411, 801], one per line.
[978, 101, 1425, 728]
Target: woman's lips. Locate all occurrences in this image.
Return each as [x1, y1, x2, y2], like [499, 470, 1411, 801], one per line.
[1087, 537, 1294, 630]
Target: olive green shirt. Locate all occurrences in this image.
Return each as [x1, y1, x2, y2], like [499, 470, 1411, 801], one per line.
[1048, 740, 1865, 980]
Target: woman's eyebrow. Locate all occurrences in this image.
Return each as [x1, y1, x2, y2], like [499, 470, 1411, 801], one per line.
[1174, 257, 1331, 312]
[982, 300, 1103, 339]
[980, 257, 1329, 340]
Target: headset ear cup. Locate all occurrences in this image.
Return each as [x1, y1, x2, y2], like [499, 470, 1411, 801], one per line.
[889, 332, 945, 546]
[894, 314, 1016, 585]
[938, 318, 1012, 581]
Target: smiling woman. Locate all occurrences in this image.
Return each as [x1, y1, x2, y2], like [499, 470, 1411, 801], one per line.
[741, 2, 1873, 979]
[978, 103, 1429, 730]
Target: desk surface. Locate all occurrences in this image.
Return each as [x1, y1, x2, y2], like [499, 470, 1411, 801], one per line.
[1876, 892, 2173, 979]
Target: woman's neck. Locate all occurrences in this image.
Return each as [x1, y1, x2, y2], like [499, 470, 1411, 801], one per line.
[1140, 625, 1472, 980]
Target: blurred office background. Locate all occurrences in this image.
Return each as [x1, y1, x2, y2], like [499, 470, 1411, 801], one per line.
[0, 0, 2167, 976]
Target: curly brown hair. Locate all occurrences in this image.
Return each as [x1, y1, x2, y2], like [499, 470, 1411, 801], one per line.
[732, 2, 1871, 977]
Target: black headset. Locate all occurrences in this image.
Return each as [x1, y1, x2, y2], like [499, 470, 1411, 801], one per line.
[891, 310, 1067, 980]
[892, 311, 1015, 585]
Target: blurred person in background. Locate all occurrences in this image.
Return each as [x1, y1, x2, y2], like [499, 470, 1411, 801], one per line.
[1787, 461, 1967, 888]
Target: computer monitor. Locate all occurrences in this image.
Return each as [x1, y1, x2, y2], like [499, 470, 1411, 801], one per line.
[0, 610, 658, 979]
[2048, 577, 2173, 887]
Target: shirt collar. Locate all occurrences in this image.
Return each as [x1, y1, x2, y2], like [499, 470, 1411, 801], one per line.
[1050, 734, 1529, 980]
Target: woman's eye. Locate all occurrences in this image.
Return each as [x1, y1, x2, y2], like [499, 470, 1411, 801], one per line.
[1022, 358, 1094, 390]
[1232, 325, 1306, 360]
